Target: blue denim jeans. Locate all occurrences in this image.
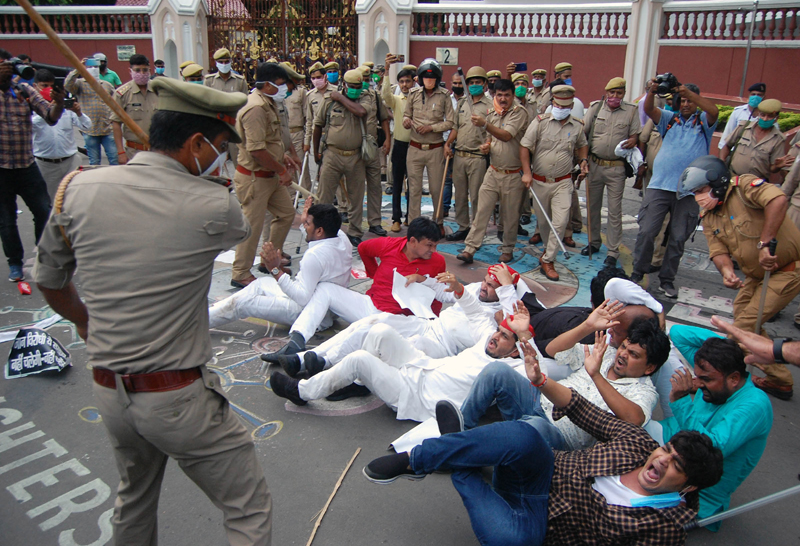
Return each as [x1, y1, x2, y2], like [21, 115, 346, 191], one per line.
[0, 163, 52, 266]
[410, 420, 553, 546]
[461, 361, 567, 450]
[83, 133, 119, 166]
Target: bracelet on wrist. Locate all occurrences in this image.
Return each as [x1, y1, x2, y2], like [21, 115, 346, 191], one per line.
[531, 374, 547, 388]
[454, 285, 464, 297]
[118, 151, 126, 155]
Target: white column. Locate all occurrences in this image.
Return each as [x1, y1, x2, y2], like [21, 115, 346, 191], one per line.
[623, 0, 665, 100]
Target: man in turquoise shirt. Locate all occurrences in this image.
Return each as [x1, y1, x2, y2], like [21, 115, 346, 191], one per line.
[659, 332, 772, 531]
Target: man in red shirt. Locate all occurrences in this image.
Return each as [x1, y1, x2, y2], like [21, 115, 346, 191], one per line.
[263, 216, 446, 360]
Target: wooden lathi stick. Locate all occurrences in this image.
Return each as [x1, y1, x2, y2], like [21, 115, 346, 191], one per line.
[306, 447, 361, 546]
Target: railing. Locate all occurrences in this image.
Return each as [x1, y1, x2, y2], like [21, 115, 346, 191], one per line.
[661, 2, 800, 41]
[411, 4, 631, 40]
[0, 7, 151, 35]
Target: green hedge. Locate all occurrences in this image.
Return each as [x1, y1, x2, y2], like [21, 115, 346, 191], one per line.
[716, 104, 800, 133]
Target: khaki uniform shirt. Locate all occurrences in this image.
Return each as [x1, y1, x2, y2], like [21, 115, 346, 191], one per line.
[204, 72, 249, 94]
[584, 100, 641, 159]
[305, 83, 337, 146]
[703, 174, 800, 280]
[111, 81, 158, 143]
[31, 152, 250, 373]
[727, 121, 786, 179]
[515, 98, 538, 131]
[285, 86, 307, 130]
[236, 92, 285, 171]
[314, 96, 362, 151]
[455, 95, 493, 152]
[487, 105, 528, 170]
[356, 89, 388, 140]
[521, 114, 588, 178]
[403, 86, 455, 144]
[528, 87, 551, 114]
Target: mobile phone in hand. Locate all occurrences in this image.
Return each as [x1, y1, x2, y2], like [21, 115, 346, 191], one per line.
[514, 62, 527, 72]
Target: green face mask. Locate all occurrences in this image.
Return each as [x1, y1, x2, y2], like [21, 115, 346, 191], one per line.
[372, 74, 381, 83]
[362, 81, 369, 89]
[758, 117, 776, 129]
[346, 86, 363, 99]
[469, 84, 484, 96]
[515, 86, 527, 98]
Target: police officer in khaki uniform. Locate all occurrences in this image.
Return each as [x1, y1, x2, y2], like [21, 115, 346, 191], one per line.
[457, 79, 529, 264]
[181, 63, 204, 83]
[486, 70, 502, 98]
[720, 98, 794, 180]
[521, 85, 588, 281]
[582, 77, 641, 267]
[313, 69, 371, 245]
[358, 65, 392, 236]
[686, 155, 800, 400]
[528, 68, 549, 114]
[403, 58, 455, 223]
[444, 66, 492, 241]
[32, 78, 272, 544]
[206, 48, 250, 168]
[232, 63, 297, 288]
[111, 54, 158, 164]
[280, 61, 312, 190]
[512, 72, 536, 226]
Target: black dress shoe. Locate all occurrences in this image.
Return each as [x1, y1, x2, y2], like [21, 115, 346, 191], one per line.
[603, 256, 617, 268]
[325, 382, 371, 401]
[269, 372, 307, 406]
[517, 225, 529, 236]
[520, 214, 531, 225]
[271, 354, 301, 377]
[369, 225, 388, 236]
[260, 332, 306, 362]
[581, 244, 601, 256]
[497, 231, 503, 240]
[340, 212, 349, 224]
[348, 235, 363, 247]
[303, 352, 327, 377]
[385, 186, 393, 195]
[445, 229, 469, 241]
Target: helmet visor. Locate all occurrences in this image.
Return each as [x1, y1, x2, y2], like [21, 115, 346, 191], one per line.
[680, 166, 712, 194]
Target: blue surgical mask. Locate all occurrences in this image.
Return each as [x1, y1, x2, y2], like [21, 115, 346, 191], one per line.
[749, 95, 763, 108]
[155, 67, 165, 75]
[630, 492, 683, 509]
[758, 117, 776, 129]
[563, 77, 573, 86]
[532, 78, 544, 88]
[327, 72, 339, 84]
[468, 84, 484, 96]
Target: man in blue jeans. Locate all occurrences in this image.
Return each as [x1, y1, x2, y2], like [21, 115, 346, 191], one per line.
[363, 341, 723, 546]
[65, 59, 119, 166]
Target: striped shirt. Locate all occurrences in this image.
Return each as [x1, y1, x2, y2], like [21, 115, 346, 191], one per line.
[64, 70, 116, 136]
[1, 83, 55, 169]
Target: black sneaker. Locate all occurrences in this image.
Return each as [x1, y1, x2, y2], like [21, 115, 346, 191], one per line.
[659, 282, 678, 299]
[303, 351, 327, 377]
[260, 331, 306, 362]
[325, 382, 371, 401]
[269, 372, 307, 406]
[435, 400, 464, 435]
[363, 453, 423, 484]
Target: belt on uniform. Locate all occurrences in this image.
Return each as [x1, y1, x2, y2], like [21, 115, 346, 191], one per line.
[591, 154, 624, 167]
[410, 140, 444, 151]
[533, 173, 571, 183]
[289, 126, 304, 134]
[455, 150, 486, 159]
[35, 154, 74, 164]
[125, 140, 149, 151]
[93, 366, 202, 393]
[491, 166, 522, 174]
[236, 164, 277, 178]
[327, 146, 360, 157]
[780, 261, 797, 273]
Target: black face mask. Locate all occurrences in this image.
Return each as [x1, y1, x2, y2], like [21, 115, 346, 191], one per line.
[487, 81, 495, 92]
[452, 85, 464, 96]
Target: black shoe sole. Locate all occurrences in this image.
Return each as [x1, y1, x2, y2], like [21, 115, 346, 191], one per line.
[435, 400, 464, 435]
[362, 466, 425, 485]
[754, 383, 793, 401]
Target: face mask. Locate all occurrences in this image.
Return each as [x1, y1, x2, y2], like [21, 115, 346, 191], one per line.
[327, 72, 339, 84]
[514, 86, 527, 98]
[562, 77, 573, 86]
[749, 95, 763, 108]
[758, 117, 776, 129]
[552, 106, 571, 120]
[452, 85, 464, 96]
[630, 492, 683, 509]
[469, 84, 484, 96]
[311, 77, 327, 90]
[155, 67, 165, 75]
[268, 83, 288, 102]
[372, 74, 381, 83]
[194, 136, 226, 177]
[532, 78, 544, 88]
[606, 96, 621, 108]
[362, 81, 369, 89]
[346, 86, 363, 100]
[99, 63, 107, 72]
[130, 70, 150, 86]
[487, 81, 495, 92]
[695, 190, 720, 211]
[39, 86, 52, 101]
[216, 62, 231, 74]
[190, 80, 204, 84]
[86, 66, 100, 79]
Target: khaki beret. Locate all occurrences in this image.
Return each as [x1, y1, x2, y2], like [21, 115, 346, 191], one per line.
[343, 69, 363, 85]
[758, 98, 782, 114]
[511, 73, 529, 84]
[363, 61, 375, 69]
[179, 60, 196, 70]
[531, 68, 547, 77]
[465, 66, 487, 81]
[551, 84, 576, 106]
[359, 65, 372, 76]
[605, 77, 626, 91]
[149, 78, 247, 143]
[401, 64, 417, 72]
[181, 63, 204, 78]
[486, 70, 502, 79]
[554, 62, 572, 73]
[213, 48, 231, 60]
[279, 62, 304, 81]
[308, 61, 324, 74]
[323, 61, 339, 71]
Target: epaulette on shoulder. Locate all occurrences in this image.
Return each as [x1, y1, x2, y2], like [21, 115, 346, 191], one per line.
[590, 99, 601, 106]
[537, 114, 548, 121]
[231, 73, 245, 79]
[204, 73, 215, 79]
[750, 177, 765, 187]
[573, 117, 585, 125]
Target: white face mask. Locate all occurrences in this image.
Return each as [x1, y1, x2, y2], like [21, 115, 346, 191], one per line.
[216, 61, 232, 74]
[194, 136, 227, 177]
[268, 83, 289, 102]
[552, 106, 571, 120]
[86, 66, 100, 79]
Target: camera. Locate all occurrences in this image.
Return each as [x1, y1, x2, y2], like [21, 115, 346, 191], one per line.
[655, 72, 680, 96]
[64, 97, 75, 108]
[4, 57, 35, 81]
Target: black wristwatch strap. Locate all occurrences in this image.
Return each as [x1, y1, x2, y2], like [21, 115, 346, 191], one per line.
[773, 337, 791, 364]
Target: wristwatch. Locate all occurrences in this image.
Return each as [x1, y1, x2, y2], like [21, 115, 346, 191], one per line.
[773, 337, 791, 364]
[757, 240, 769, 249]
[270, 267, 281, 276]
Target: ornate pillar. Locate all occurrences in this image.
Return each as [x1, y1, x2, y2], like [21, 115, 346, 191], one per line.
[624, 0, 666, 100]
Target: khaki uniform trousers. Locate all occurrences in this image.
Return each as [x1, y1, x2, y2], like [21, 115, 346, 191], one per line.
[407, 145, 445, 222]
[124, 145, 141, 162]
[587, 162, 627, 258]
[734, 267, 800, 388]
[290, 130, 312, 190]
[365, 154, 383, 227]
[319, 148, 367, 238]
[464, 168, 525, 255]
[568, 187, 583, 236]
[532, 178, 573, 263]
[35, 154, 82, 202]
[93, 367, 272, 546]
[232, 171, 294, 281]
[452, 154, 487, 232]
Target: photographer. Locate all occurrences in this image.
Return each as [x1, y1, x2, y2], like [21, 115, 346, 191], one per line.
[66, 58, 119, 166]
[0, 48, 65, 282]
[630, 74, 718, 299]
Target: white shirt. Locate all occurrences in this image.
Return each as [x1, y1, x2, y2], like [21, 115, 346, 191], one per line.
[718, 103, 758, 149]
[543, 344, 658, 450]
[277, 229, 352, 306]
[592, 475, 644, 507]
[32, 110, 91, 159]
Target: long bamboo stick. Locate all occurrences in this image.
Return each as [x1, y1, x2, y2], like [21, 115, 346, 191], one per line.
[305, 447, 361, 546]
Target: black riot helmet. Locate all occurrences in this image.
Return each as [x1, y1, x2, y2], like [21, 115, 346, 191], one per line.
[417, 58, 443, 86]
[680, 155, 730, 200]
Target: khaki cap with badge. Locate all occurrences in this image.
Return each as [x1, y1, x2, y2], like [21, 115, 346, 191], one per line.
[605, 77, 626, 91]
[343, 69, 363, 85]
[759, 99, 782, 114]
[551, 85, 576, 106]
[279, 62, 304, 81]
[363, 61, 375, 69]
[308, 61, 324, 74]
[179, 60, 196, 70]
[486, 70, 502, 79]
[554, 62, 572, 73]
[323, 61, 340, 71]
[511, 73, 529, 84]
[213, 48, 231, 60]
[149, 78, 248, 143]
[531, 68, 547, 77]
[181, 63, 204, 78]
[465, 66, 487, 81]
[402, 64, 417, 72]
